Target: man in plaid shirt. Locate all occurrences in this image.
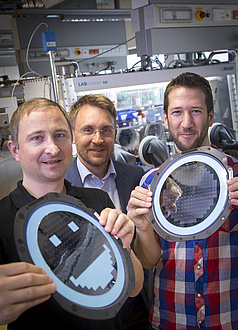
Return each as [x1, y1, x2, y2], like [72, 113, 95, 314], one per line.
[127, 72, 238, 329]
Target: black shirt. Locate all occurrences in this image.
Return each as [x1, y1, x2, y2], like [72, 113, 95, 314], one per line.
[0, 180, 124, 330]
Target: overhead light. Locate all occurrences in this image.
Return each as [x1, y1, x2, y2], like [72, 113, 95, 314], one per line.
[46, 14, 60, 18]
[61, 18, 124, 22]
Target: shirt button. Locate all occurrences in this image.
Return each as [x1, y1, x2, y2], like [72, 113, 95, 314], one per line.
[197, 265, 201, 270]
[198, 320, 202, 324]
[197, 293, 201, 298]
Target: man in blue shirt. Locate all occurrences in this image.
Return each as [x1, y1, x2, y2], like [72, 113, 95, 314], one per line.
[65, 94, 144, 214]
[65, 94, 152, 329]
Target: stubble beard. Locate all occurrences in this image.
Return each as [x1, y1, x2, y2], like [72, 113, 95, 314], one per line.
[168, 122, 210, 152]
[77, 143, 114, 168]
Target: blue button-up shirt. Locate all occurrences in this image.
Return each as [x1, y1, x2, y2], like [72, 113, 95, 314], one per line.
[77, 158, 121, 210]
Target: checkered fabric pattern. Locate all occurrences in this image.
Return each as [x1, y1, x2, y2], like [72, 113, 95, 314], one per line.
[140, 154, 238, 329]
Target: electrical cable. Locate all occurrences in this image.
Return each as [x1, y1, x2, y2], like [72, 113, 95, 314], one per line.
[128, 59, 143, 70]
[128, 56, 150, 70]
[177, 54, 191, 67]
[167, 59, 179, 68]
[26, 22, 48, 73]
[11, 22, 50, 105]
[11, 71, 45, 107]
[152, 55, 163, 69]
[95, 63, 111, 74]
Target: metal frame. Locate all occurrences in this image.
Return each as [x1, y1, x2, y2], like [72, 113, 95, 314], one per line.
[14, 192, 135, 320]
[149, 147, 233, 241]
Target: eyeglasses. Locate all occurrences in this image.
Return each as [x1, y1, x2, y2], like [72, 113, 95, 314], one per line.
[75, 127, 115, 138]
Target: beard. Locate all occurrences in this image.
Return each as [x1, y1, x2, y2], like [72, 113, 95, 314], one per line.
[168, 121, 210, 152]
[79, 153, 109, 167]
[75, 140, 114, 168]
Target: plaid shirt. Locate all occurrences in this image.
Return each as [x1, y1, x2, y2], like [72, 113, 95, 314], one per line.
[140, 154, 238, 329]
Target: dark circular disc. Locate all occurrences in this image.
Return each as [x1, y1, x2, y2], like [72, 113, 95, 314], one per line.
[14, 193, 135, 320]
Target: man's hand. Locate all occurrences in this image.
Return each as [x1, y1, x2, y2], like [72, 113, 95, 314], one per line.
[99, 208, 144, 297]
[127, 186, 162, 269]
[99, 208, 134, 249]
[127, 186, 153, 232]
[228, 176, 238, 207]
[0, 262, 56, 325]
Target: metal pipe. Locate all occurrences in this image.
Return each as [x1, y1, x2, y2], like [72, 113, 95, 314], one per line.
[54, 59, 80, 77]
[47, 50, 59, 103]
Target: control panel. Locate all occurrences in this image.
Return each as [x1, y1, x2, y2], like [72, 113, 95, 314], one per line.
[72, 45, 127, 58]
[26, 44, 127, 62]
[143, 4, 238, 29]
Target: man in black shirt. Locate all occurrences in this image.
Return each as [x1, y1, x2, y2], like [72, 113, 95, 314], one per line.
[0, 98, 143, 330]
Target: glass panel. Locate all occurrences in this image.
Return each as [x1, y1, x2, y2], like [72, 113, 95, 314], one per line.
[159, 162, 219, 227]
[38, 211, 117, 295]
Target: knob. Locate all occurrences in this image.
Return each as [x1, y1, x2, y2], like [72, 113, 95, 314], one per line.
[196, 10, 206, 21]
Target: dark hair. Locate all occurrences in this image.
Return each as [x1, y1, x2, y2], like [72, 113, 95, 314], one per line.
[163, 72, 214, 115]
[69, 94, 117, 128]
[10, 97, 73, 148]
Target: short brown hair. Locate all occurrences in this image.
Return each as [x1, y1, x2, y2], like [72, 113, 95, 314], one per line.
[164, 72, 214, 116]
[69, 94, 117, 128]
[10, 97, 73, 148]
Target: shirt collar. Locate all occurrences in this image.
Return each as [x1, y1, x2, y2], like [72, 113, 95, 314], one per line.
[10, 180, 83, 209]
[77, 157, 117, 183]
[105, 159, 117, 180]
[10, 181, 35, 209]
